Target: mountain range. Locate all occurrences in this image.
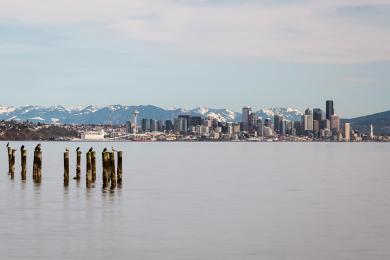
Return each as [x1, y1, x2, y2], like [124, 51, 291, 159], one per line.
[0, 105, 303, 125]
[0, 105, 388, 134]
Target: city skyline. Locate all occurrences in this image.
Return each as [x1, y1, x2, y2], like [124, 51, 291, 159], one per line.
[0, 0, 389, 117]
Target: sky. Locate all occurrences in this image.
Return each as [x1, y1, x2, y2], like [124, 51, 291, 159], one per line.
[0, 0, 389, 117]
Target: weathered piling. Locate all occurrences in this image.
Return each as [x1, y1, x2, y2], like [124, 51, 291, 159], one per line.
[75, 149, 81, 180]
[117, 151, 122, 184]
[21, 148, 27, 180]
[10, 149, 16, 178]
[110, 152, 116, 189]
[91, 151, 96, 182]
[34, 150, 42, 183]
[102, 151, 110, 188]
[64, 150, 69, 186]
[86, 152, 92, 187]
[7, 146, 12, 175]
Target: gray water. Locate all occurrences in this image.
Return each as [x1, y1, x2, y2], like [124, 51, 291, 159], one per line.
[0, 142, 389, 260]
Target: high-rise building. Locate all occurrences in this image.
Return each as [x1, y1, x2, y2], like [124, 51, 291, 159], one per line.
[344, 123, 351, 142]
[274, 115, 283, 134]
[326, 100, 334, 120]
[330, 115, 340, 133]
[165, 120, 173, 132]
[242, 106, 251, 124]
[313, 108, 323, 122]
[189, 116, 202, 128]
[303, 114, 313, 132]
[141, 118, 150, 132]
[370, 124, 374, 139]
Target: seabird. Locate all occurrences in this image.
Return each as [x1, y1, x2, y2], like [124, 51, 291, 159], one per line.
[103, 147, 107, 153]
[76, 147, 80, 152]
[88, 147, 93, 153]
[20, 145, 25, 151]
[35, 144, 41, 151]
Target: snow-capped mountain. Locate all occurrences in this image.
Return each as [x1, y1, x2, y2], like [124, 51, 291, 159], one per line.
[0, 105, 303, 124]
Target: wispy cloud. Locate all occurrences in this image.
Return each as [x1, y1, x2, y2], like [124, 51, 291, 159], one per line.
[0, 0, 389, 63]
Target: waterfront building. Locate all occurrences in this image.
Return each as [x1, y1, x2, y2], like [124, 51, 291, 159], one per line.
[81, 130, 105, 141]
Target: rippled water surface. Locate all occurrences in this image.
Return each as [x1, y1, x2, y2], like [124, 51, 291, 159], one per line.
[0, 142, 390, 260]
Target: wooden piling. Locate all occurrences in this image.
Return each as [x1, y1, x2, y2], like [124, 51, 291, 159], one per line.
[7, 146, 12, 175]
[110, 152, 116, 189]
[33, 150, 37, 181]
[91, 151, 96, 182]
[117, 151, 122, 184]
[10, 149, 16, 178]
[102, 152, 110, 188]
[64, 151, 69, 186]
[86, 152, 92, 187]
[75, 150, 82, 180]
[35, 150, 42, 183]
[21, 149, 27, 180]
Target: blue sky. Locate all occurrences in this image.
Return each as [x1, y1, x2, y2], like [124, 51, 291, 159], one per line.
[0, 0, 389, 117]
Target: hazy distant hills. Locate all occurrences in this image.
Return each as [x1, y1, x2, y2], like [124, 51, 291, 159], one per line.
[342, 110, 390, 134]
[0, 105, 302, 124]
[0, 105, 388, 134]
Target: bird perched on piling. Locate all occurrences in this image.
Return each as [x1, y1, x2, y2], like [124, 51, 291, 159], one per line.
[76, 147, 80, 152]
[6, 142, 9, 148]
[103, 148, 107, 152]
[89, 147, 93, 153]
[35, 144, 41, 152]
[20, 145, 25, 151]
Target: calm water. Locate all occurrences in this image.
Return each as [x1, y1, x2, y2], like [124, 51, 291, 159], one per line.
[0, 142, 389, 260]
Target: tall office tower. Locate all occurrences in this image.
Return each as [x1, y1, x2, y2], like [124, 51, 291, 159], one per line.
[249, 113, 259, 129]
[141, 118, 150, 132]
[344, 123, 351, 142]
[274, 115, 283, 134]
[313, 108, 323, 122]
[242, 106, 251, 124]
[303, 114, 314, 132]
[189, 116, 202, 128]
[165, 120, 173, 132]
[313, 120, 320, 133]
[178, 115, 190, 132]
[150, 119, 158, 132]
[241, 106, 251, 132]
[330, 115, 340, 134]
[370, 124, 374, 139]
[326, 100, 334, 120]
[320, 119, 330, 131]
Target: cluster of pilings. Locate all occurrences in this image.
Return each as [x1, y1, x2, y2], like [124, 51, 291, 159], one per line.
[6, 144, 123, 188]
[64, 147, 123, 189]
[6, 143, 42, 183]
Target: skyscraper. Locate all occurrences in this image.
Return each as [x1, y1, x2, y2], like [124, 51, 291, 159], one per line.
[344, 123, 351, 142]
[326, 100, 334, 120]
[274, 115, 283, 134]
[242, 106, 251, 124]
[313, 108, 323, 121]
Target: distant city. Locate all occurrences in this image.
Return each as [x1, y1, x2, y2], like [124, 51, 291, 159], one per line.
[79, 100, 385, 142]
[0, 100, 388, 142]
